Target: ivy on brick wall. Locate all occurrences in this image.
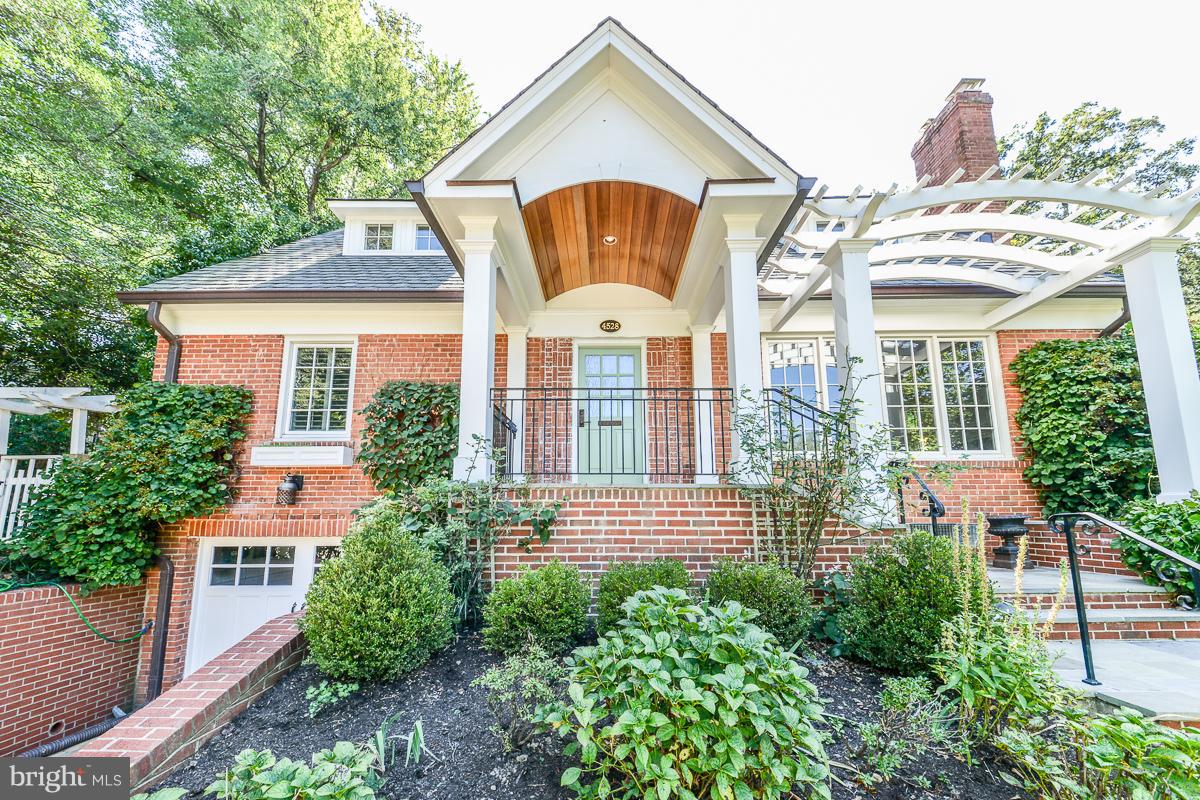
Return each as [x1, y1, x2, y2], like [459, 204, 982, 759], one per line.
[358, 381, 459, 493]
[0, 382, 252, 589]
[1011, 331, 1200, 517]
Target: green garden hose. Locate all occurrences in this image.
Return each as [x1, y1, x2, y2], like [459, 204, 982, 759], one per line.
[0, 578, 152, 644]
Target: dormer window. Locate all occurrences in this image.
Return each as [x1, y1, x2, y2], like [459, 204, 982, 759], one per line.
[364, 223, 394, 251]
[415, 224, 444, 252]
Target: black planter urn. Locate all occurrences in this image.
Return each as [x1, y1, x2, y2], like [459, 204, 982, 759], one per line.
[987, 514, 1030, 569]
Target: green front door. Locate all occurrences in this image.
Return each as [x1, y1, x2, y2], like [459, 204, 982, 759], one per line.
[578, 347, 644, 482]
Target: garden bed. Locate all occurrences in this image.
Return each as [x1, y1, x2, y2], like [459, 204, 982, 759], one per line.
[156, 633, 1025, 800]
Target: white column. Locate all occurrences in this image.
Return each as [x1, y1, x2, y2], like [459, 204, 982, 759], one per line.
[690, 324, 717, 484]
[722, 214, 766, 477]
[504, 326, 528, 481]
[0, 410, 10, 456]
[453, 216, 499, 481]
[68, 409, 89, 455]
[1119, 238, 1200, 502]
[824, 238, 885, 431]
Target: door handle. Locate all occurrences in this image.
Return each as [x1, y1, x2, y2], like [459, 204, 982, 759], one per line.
[578, 408, 586, 428]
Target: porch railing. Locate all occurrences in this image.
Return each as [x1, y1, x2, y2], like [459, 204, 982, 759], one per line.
[491, 387, 735, 482]
[0, 455, 64, 539]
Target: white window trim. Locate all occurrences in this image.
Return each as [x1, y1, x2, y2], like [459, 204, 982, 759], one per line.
[362, 222, 396, 253]
[413, 223, 445, 255]
[761, 332, 1012, 461]
[274, 337, 358, 442]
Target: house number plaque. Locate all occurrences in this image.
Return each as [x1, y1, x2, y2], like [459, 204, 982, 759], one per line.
[599, 319, 621, 333]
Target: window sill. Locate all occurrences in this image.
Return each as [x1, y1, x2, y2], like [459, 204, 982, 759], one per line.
[250, 445, 355, 467]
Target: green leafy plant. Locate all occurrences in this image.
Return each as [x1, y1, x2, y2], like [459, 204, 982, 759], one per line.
[472, 644, 567, 750]
[839, 527, 992, 674]
[481, 560, 590, 656]
[404, 720, 430, 767]
[306, 680, 360, 718]
[300, 513, 454, 682]
[596, 558, 690, 634]
[375, 470, 561, 625]
[538, 587, 830, 800]
[1118, 494, 1200, 602]
[811, 571, 851, 655]
[851, 676, 958, 788]
[704, 557, 816, 650]
[131, 790, 188, 800]
[204, 741, 380, 800]
[358, 381, 460, 492]
[0, 382, 252, 588]
[1009, 335, 1200, 516]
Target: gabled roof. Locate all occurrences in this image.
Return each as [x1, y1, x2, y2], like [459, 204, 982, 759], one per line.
[118, 230, 462, 303]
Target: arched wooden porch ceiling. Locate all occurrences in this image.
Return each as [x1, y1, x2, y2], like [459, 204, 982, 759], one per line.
[521, 180, 699, 300]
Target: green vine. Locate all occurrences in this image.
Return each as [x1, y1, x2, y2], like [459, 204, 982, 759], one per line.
[0, 382, 252, 589]
[358, 380, 459, 493]
[1009, 335, 1200, 517]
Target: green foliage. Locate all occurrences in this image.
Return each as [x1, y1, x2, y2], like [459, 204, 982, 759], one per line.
[131, 790, 188, 800]
[362, 473, 560, 625]
[852, 676, 957, 789]
[204, 742, 380, 800]
[1118, 494, 1200, 600]
[704, 558, 816, 649]
[5, 413, 70, 456]
[596, 558, 690, 634]
[358, 381, 460, 492]
[811, 571, 851, 655]
[305, 680, 359, 718]
[839, 529, 992, 674]
[1011, 336, 1168, 517]
[481, 561, 590, 656]
[0, 382, 251, 588]
[472, 644, 567, 750]
[300, 514, 454, 682]
[538, 588, 830, 800]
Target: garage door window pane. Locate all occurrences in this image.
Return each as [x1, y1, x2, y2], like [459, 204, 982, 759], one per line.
[210, 567, 236, 586]
[213, 547, 238, 565]
[241, 546, 267, 565]
[267, 567, 294, 586]
[270, 546, 295, 564]
[238, 567, 265, 586]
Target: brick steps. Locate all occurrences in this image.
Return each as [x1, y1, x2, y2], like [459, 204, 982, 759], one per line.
[1035, 608, 1200, 641]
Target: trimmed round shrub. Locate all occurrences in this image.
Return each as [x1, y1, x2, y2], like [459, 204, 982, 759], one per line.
[705, 558, 816, 648]
[301, 519, 454, 682]
[596, 558, 691, 633]
[839, 530, 989, 674]
[541, 588, 829, 799]
[482, 561, 589, 656]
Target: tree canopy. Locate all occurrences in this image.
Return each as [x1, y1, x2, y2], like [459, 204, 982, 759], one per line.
[0, 0, 478, 405]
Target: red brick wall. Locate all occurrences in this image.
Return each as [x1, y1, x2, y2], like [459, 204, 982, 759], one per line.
[911, 86, 999, 184]
[0, 584, 146, 756]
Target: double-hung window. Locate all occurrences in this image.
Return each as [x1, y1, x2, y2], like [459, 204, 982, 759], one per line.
[280, 343, 355, 438]
[414, 224, 444, 252]
[880, 337, 1000, 455]
[364, 223, 393, 251]
[765, 338, 842, 408]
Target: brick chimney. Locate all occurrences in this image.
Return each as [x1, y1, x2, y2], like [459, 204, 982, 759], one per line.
[911, 78, 999, 182]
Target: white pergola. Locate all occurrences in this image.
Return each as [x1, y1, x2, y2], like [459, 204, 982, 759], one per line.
[760, 170, 1200, 503]
[0, 388, 117, 456]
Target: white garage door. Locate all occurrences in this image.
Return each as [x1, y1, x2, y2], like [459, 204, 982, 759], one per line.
[185, 540, 340, 675]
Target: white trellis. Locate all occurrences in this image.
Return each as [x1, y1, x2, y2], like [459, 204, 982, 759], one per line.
[0, 388, 117, 538]
[760, 171, 1200, 503]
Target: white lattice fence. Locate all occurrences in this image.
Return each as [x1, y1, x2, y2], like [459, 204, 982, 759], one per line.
[0, 455, 63, 539]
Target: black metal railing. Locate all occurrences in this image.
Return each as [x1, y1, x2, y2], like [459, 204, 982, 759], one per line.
[892, 462, 949, 534]
[1048, 511, 1200, 686]
[491, 403, 517, 478]
[491, 387, 735, 482]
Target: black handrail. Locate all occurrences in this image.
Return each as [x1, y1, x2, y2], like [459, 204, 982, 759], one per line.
[891, 462, 947, 533]
[1047, 511, 1200, 686]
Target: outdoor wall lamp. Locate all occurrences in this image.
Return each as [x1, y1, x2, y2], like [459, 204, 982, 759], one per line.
[276, 473, 304, 505]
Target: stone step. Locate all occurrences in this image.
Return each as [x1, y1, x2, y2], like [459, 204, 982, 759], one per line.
[989, 567, 1176, 612]
[1034, 607, 1200, 641]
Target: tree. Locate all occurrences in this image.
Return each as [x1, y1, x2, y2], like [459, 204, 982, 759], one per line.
[999, 102, 1199, 322]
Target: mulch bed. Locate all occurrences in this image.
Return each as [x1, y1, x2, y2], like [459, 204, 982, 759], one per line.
[158, 634, 1027, 800]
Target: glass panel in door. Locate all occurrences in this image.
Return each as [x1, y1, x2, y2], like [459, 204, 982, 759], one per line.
[578, 347, 644, 482]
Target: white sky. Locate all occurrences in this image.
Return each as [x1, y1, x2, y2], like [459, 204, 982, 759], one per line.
[383, 0, 1200, 192]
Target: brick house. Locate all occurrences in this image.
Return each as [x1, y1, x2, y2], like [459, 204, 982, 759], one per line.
[111, 18, 1200, 694]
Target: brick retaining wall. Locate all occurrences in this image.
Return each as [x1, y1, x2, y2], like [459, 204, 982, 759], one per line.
[0, 583, 145, 756]
[77, 613, 304, 793]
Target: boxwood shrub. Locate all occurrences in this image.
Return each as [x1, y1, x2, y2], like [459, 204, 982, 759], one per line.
[482, 560, 590, 656]
[839, 530, 990, 674]
[705, 558, 816, 649]
[596, 558, 690, 633]
[301, 516, 454, 682]
[540, 588, 829, 800]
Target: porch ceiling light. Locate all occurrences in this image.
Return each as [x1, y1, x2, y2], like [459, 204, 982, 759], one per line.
[602, 234, 618, 246]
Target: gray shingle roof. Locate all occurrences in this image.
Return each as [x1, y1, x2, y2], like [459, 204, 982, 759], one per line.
[119, 230, 462, 302]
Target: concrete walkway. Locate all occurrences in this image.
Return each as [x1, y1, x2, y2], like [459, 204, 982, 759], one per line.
[1047, 639, 1200, 724]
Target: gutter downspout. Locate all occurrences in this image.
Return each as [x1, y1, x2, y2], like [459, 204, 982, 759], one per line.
[757, 176, 817, 271]
[405, 180, 465, 276]
[1099, 296, 1131, 338]
[18, 556, 175, 758]
[146, 301, 181, 383]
